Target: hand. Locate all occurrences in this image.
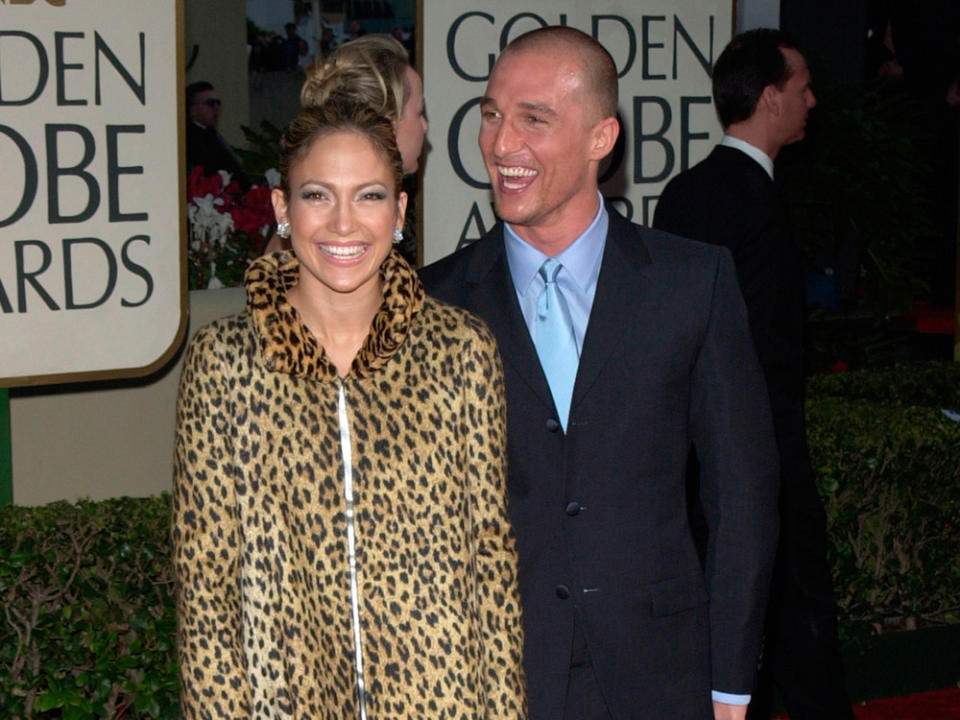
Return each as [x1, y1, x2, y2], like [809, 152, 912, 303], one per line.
[713, 700, 747, 720]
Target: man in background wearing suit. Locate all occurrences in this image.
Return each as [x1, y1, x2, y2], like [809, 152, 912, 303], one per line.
[654, 29, 853, 720]
[421, 26, 779, 720]
[185, 81, 246, 184]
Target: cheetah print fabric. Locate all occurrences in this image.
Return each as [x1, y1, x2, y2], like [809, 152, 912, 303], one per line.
[173, 250, 526, 719]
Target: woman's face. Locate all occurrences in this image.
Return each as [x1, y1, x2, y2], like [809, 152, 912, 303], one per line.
[395, 65, 428, 174]
[272, 130, 407, 303]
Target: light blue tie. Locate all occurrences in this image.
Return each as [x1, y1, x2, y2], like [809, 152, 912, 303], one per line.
[534, 258, 579, 431]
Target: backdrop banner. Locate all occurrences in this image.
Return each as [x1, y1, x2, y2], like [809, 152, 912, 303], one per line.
[420, 2, 734, 264]
[0, 0, 184, 386]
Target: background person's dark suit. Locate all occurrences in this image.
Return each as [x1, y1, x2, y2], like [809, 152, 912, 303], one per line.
[654, 145, 852, 719]
[421, 207, 779, 720]
[185, 121, 246, 182]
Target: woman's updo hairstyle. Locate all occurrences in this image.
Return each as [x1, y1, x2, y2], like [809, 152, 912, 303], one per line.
[277, 97, 404, 197]
[300, 34, 410, 122]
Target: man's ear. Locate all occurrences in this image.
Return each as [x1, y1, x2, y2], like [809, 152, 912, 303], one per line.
[590, 115, 621, 160]
[760, 84, 781, 117]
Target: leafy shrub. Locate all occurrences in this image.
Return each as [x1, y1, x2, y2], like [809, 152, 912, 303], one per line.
[808, 360, 960, 409]
[0, 497, 177, 719]
[807, 367, 960, 641]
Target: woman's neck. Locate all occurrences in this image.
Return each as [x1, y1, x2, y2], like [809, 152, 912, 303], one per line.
[287, 279, 383, 378]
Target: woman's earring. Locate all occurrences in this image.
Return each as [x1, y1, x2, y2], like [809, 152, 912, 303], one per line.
[392, 227, 404, 244]
[277, 221, 291, 239]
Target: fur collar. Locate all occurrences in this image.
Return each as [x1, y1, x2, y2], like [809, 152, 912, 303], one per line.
[244, 249, 425, 380]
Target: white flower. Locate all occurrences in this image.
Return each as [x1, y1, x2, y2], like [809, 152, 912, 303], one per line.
[188, 194, 234, 247]
[207, 264, 224, 289]
[264, 168, 281, 188]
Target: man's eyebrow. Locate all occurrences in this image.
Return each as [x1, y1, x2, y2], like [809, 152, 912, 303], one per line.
[518, 101, 558, 117]
[478, 98, 558, 118]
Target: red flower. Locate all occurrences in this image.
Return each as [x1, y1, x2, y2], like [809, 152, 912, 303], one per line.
[187, 166, 225, 200]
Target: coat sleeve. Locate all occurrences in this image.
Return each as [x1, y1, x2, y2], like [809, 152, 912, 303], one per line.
[688, 248, 780, 694]
[172, 327, 250, 719]
[462, 322, 528, 719]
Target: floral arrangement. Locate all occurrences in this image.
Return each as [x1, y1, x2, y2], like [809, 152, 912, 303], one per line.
[186, 166, 278, 289]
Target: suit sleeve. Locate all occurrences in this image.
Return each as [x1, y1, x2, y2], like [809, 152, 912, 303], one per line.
[172, 329, 250, 719]
[689, 248, 780, 693]
[462, 323, 527, 719]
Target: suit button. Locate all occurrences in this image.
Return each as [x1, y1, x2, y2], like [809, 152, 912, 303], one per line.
[546, 418, 560, 432]
[555, 584, 570, 600]
[565, 501, 581, 516]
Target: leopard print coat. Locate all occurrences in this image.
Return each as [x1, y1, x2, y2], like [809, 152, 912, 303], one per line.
[173, 250, 526, 720]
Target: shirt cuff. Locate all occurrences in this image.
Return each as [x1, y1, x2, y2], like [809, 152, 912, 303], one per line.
[711, 690, 751, 705]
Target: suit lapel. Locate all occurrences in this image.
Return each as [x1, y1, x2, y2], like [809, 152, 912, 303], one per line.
[463, 228, 557, 412]
[572, 211, 652, 410]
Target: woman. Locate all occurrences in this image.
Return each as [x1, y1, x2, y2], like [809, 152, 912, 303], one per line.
[265, 35, 427, 255]
[173, 98, 526, 719]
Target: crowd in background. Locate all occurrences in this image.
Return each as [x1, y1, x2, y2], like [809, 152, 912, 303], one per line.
[248, 15, 416, 75]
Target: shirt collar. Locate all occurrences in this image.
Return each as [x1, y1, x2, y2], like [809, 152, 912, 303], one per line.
[721, 135, 775, 180]
[504, 192, 608, 296]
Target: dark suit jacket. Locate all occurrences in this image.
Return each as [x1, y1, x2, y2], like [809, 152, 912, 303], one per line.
[654, 146, 803, 427]
[186, 122, 246, 183]
[420, 208, 779, 720]
[654, 146, 828, 589]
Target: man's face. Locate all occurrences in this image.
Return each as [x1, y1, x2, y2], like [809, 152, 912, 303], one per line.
[189, 89, 221, 128]
[774, 48, 816, 146]
[478, 47, 607, 248]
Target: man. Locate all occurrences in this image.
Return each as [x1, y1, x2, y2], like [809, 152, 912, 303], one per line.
[281, 22, 308, 70]
[421, 27, 778, 720]
[185, 81, 246, 182]
[654, 29, 853, 720]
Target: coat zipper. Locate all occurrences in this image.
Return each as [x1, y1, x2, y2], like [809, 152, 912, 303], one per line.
[338, 382, 368, 720]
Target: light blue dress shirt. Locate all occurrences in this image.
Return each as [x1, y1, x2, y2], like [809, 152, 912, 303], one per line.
[503, 193, 750, 708]
[504, 192, 608, 353]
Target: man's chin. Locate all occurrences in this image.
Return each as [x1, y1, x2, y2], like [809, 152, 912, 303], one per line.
[492, 201, 529, 228]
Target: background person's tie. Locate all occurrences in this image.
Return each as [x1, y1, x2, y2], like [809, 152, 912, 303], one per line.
[534, 258, 579, 431]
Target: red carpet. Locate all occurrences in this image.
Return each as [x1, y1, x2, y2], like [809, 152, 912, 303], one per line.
[771, 687, 960, 719]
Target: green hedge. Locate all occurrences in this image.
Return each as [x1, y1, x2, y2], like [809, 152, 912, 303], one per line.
[0, 497, 177, 719]
[806, 361, 960, 641]
[1, 363, 959, 714]
[807, 360, 960, 408]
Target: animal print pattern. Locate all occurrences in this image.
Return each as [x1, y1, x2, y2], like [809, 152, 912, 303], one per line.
[172, 250, 526, 719]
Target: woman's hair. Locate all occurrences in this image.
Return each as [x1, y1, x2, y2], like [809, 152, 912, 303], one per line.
[300, 34, 411, 122]
[277, 97, 404, 196]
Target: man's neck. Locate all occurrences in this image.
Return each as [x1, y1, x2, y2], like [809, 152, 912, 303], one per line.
[720, 136, 775, 180]
[508, 191, 601, 257]
[724, 122, 781, 160]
